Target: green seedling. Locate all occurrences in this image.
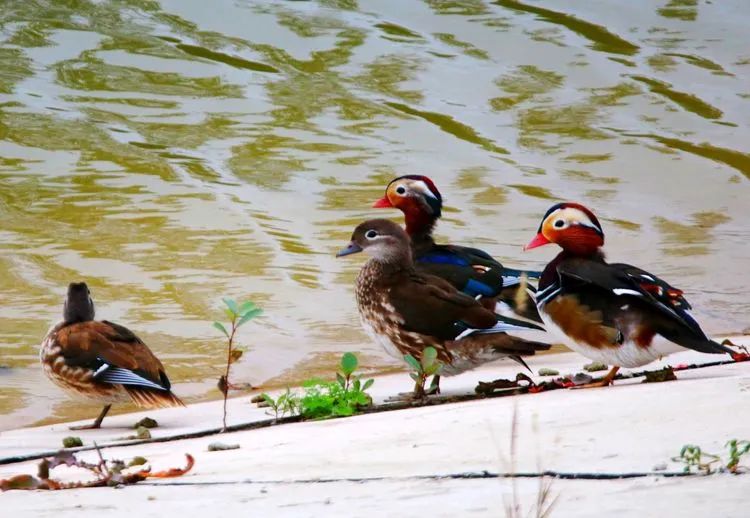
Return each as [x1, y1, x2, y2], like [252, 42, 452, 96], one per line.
[337, 352, 359, 391]
[672, 444, 720, 474]
[404, 346, 443, 398]
[672, 440, 750, 474]
[725, 439, 750, 473]
[261, 388, 300, 421]
[213, 298, 262, 432]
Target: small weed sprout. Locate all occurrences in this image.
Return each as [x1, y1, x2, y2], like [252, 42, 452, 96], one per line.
[725, 440, 750, 473]
[404, 346, 442, 398]
[672, 445, 721, 474]
[261, 388, 300, 422]
[213, 298, 262, 432]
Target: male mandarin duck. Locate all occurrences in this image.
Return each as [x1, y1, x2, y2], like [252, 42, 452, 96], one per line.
[525, 202, 734, 388]
[373, 175, 542, 323]
[337, 219, 550, 397]
[40, 282, 184, 429]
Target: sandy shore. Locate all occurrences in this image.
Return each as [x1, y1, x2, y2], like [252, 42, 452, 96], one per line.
[1, 338, 748, 517]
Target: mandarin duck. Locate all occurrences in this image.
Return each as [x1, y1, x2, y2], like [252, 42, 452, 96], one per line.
[337, 219, 550, 397]
[373, 175, 542, 323]
[525, 202, 734, 388]
[40, 282, 184, 429]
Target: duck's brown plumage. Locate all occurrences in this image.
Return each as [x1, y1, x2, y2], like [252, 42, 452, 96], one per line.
[341, 219, 550, 376]
[41, 283, 183, 426]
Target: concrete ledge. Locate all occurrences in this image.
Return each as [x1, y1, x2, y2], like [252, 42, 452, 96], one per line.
[1, 340, 748, 516]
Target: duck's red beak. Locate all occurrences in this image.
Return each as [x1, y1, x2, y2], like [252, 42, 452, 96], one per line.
[524, 233, 551, 251]
[372, 196, 393, 208]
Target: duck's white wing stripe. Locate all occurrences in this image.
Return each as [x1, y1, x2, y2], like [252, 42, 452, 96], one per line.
[537, 287, 561, 305]
[94, 365, 165, 391]
[613, 288, 642, 297]
[456, 320, 543, 340]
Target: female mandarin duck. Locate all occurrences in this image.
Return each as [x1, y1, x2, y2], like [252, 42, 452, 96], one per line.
[41, 282, 184, 429]
[373, 175, 541, 323]
[337, 219, 549, 397]
[525, 202, 734, 388]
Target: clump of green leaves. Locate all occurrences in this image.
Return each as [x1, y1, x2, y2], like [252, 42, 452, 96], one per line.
[258, 353, 374, 421]
[672, 440, 750, 474]
[213, 298, 262, 432]
[299, 353, 374, 419]
[404, 346, 443, 398]
[261, 388, 300, 422]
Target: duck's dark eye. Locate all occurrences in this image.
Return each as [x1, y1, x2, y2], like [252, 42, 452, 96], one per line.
[365, 230, 378, 239]
[554, 219, 565, 228]
[395, 186, 406, 195]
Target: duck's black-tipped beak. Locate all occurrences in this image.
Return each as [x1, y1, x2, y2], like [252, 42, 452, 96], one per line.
[336, 242, 363, 258]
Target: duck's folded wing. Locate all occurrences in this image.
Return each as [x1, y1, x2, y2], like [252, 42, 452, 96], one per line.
[556, 260, 732, 354]
[57, 321, 171, 391]
[390, 276, 541, 341]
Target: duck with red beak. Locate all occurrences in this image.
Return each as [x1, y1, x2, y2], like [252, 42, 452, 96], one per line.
[373, 175, 543, 323]
[525, 202, 734, 388]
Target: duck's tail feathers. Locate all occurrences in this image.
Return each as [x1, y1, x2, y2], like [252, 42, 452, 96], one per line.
[702, 339, 736, 356]
[127, 388, 185, 409]
[455, 315, 545, 340]
[509, 355, 532, 372]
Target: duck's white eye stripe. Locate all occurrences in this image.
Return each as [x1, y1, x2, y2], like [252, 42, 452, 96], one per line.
[414, 180, 438, 199]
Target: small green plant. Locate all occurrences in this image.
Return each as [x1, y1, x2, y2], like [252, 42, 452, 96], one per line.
[298, 352, 374, 419]
[672, 444, 721, 474]
[675, 440, 750, 474]
[725, 440, 750, 473]
[256, 353, 374, 421]
[299, 378, 372, 419]
[337, 352, 359, 391]
[213, 298, 262, 432]
[261, 388, 300, 421]
[404, 346, 443, 398]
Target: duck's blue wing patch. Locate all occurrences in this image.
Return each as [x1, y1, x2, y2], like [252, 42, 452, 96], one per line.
[417, 251, 470, 267]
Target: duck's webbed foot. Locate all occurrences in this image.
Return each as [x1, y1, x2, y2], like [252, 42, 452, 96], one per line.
[424, 375, 441, 395]
[571, 366, 620, 389]
[69, 404, 111, 430]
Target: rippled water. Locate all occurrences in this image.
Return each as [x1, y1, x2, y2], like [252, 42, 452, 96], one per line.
[1, 0, 749, 429]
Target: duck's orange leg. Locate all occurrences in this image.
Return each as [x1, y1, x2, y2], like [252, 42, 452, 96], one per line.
[571, 366, 620, 389]
[70, 404, 112, 430]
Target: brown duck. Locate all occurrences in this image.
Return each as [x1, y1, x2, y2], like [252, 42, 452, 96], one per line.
[40, 282, 184, 429]
[337, 219, 550, 396]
